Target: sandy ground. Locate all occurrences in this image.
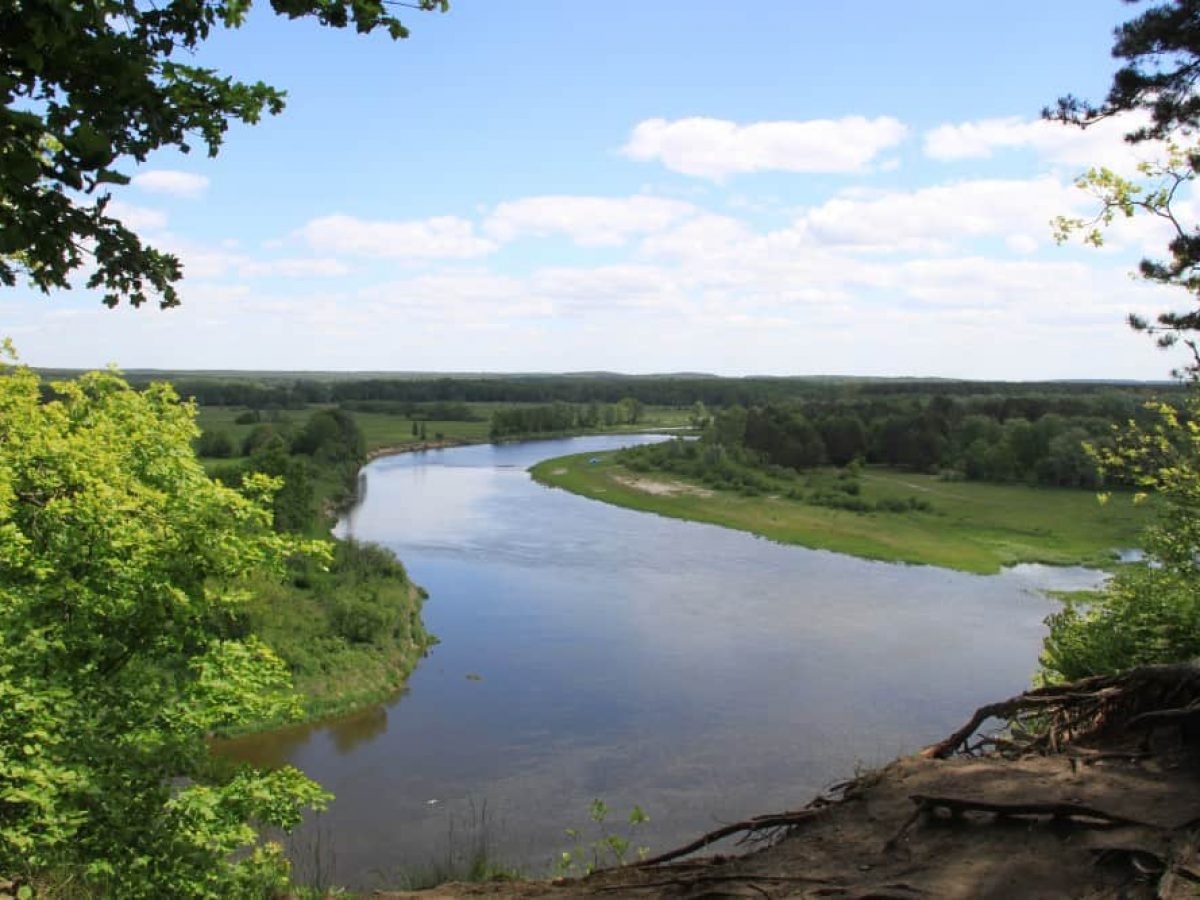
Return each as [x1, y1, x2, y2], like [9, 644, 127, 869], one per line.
[611, 473, 713, 498]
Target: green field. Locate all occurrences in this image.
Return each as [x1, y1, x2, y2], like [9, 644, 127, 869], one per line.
[195, 402, 692, 458]
[530, 452, 1152, 574]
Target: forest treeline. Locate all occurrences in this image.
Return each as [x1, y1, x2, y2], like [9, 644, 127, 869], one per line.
[89, 371, 1177, 411]
[490, 397, 644, 438]
[624, 389, 1177, 490]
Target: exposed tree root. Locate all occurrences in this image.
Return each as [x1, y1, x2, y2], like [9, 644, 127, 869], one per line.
[923, 663, 1200, 759]
[908, 794, 1155, 828]
[626, 778, 865, 870]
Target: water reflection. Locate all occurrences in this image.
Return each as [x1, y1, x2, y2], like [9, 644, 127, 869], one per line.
[223, 434, 1093, 887]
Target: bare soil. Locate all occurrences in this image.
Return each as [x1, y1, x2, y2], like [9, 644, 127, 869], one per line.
[380, 665, 1200, 899]
[611, 473, 713, 498]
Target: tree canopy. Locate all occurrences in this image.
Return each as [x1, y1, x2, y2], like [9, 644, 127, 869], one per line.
[1050, 0, 1200, 368]
[0, 0, 445, 309]
[0, 346, 332, 896]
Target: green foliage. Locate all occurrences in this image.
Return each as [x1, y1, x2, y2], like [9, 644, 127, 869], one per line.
[534, 450, 1151, 574]
[1, 0, 445, 308]
[0, 351, 331, 896]
[291, 408, 366, 466]
[1049, 2, 1200, 371]
[556, 800, 650, 876]
[195, 427, 236, 458]
[236, 541, 431, 723]
[1042, 394, 1200, 680]
[489, 397, 646, 439]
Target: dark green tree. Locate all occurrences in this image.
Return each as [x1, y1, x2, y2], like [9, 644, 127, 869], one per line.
[1, 0, 445, 308]
[1049, 0, 1200, 365]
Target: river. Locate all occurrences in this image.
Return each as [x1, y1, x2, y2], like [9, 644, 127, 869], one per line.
[221, 434, 1105, 888]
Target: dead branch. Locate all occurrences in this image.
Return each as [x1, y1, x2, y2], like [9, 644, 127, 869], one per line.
[625, 809, 827, 869]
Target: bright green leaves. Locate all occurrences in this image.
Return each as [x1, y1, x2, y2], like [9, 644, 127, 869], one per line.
[2, 0, 446, 308]
[0, 356, 332, 894]
[557, 800, 651, 875]
[1041, 393, 1200, 682]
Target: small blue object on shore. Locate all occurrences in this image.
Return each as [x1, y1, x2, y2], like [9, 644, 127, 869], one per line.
[589, 457, 600, 464]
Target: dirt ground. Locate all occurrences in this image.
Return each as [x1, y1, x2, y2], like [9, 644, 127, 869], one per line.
[380, 666, 1200, 899]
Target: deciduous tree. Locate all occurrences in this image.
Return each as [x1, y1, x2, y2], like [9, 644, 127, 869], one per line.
[1, 0, 446, 309]
[0, 344, 331, 896]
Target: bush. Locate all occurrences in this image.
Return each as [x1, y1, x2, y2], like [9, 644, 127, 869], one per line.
[1041, 395, 1200, 681]
[195, 428, 235, 458]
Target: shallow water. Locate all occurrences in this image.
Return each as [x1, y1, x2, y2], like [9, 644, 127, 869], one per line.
[221, 435, 1104, 888]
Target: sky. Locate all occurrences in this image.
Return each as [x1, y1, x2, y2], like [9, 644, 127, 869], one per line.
[4, 1, 1195, 379]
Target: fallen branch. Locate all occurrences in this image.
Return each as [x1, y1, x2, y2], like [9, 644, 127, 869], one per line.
[625, 808, 827, 869]
[595, 872, 837, 892]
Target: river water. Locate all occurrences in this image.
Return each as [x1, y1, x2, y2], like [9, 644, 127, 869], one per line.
[221, 434, 1105, 888]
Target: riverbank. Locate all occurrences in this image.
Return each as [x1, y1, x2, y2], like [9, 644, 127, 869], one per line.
[381, 664, 1200, 900]
[530, 450, 1151, 574]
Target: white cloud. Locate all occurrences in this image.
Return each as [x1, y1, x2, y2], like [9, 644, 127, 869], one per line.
[1006, 234, 1040, 255]
[239, 258, 350, 278]
[131, 170, 210, 198]
[531, 265, 686, 312]
[485, 195, 697, 246]
[107, 200, 167, 232]
[639, 214, 754, 260]
[149, 236, 350, 280]
[923, 113, 1160, 170]
[621, 116, 909, 179]
[299, 214, 496, 259]
[792, 177, 1081, 253]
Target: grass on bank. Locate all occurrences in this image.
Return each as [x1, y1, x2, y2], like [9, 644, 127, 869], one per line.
[530, 451, 1152, 574]
[195, 402, 692, 456]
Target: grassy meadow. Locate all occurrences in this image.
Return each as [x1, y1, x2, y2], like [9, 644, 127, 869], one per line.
[194, 402, 692, 459]
[530, 451, 1152, 574]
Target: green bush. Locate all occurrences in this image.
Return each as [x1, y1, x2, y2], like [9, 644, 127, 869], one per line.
[1041, 395, 1200, 681]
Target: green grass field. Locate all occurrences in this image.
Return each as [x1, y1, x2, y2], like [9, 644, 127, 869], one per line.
[195, 403, 694, 460]
[530, 452, 1153, 574]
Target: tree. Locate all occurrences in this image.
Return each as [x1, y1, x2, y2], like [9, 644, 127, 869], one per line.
[0, 345, 331, 896]
[1042, 396, 1200, 679]
[1040, 2, 1200, 680]
[819, 414, 867, 467]
[1049, 0, 1200, 370]
[1, 0, 446, 309]
[291, 407, 365, 465]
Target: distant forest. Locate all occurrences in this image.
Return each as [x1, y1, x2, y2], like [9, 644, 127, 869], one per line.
[59, 370, 1179, 412]
[43, 370, 1184, 488]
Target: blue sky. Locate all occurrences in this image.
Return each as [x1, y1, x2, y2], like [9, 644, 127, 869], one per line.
[5, 1, 1192, 378]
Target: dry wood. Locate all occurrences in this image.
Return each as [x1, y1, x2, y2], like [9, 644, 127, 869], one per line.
[625, 809, 827, 869]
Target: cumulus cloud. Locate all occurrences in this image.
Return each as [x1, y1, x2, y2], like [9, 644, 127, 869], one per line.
[793, 177, 1081, 253]
[239, 258, 350, 278]
[298, 214, 496, 259]
[107, 201, 167, 232]
[638, 214, 755, 260]
[131, 170, 210, 198]
[485, 195, 697, 246]
[923, 113, 1159, 170]
[621, 116, 909, 179]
